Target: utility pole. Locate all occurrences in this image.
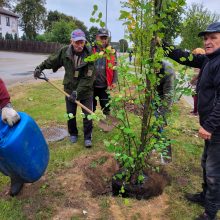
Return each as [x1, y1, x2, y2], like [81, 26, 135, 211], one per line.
[105, 0, 108, 29]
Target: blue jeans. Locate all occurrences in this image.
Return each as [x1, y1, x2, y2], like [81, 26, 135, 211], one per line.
[201, 132, 220, 216]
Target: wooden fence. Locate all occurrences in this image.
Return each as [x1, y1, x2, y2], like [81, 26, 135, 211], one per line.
[0, 40, 62, 53]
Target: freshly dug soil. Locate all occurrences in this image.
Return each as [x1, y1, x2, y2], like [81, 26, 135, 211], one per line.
[112, 168, 171, 200]
[125, 101, 143, 116]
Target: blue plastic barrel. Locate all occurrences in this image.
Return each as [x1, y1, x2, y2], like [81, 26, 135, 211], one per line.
[0, 112, 49, 182]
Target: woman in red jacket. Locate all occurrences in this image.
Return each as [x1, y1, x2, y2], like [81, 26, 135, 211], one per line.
[0, 79, 23, 196]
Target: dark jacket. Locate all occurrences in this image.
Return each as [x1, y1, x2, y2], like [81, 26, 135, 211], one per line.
[37, 45, 95, 100]
[92, 45, 118, 88]
[164, 44, 220, 133]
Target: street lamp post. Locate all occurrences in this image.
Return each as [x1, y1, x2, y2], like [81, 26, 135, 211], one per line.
[105, 0, 108, 29]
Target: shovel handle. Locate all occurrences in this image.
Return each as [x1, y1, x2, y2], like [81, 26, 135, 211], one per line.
[38, 73, 94, 115]
[47, 80, 94, 115]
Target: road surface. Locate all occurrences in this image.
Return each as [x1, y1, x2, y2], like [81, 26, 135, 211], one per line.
[0, 51, 64, 86]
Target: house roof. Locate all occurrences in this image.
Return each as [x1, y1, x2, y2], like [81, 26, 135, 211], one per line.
[0, 8, 19, 18]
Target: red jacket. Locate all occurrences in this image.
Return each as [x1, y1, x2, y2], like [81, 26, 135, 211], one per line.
[0, 79, 10, 109]
[92, 47, 116, 87]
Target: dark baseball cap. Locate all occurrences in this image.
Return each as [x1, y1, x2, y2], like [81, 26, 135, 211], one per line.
[71, 29, 86, 41]
[97, 28, 109, 37]
[198, 22, 220, 37]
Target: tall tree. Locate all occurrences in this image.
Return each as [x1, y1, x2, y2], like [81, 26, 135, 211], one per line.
[119, 38, 128, 52]
[180, 3, 220, 50]
[87, 26, 99, 44]
[44, 10, 88, 35]
[49, 20, 76, 44]
[161, 4, 183, 43]
[0, 0, 17, 9]
[15, 0, 46, 40]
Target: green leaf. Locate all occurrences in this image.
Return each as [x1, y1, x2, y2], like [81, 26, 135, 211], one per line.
[98, 12, 102, 19]
[87, 115, 93, 120]
[68, 113, 74, 119]
[93, 4, 98, 11]
[123, 128, 134, 135]
[180, 57, 186, 62]
[188, 54, 193, 61]
[119, 10, 130, 20]
[100, 21, 105, 28]
[124, 198, 130, 206]
[90, 18, 96, 23]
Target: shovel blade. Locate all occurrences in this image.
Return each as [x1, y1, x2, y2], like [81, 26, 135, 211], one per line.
[98, 115, 119, 132]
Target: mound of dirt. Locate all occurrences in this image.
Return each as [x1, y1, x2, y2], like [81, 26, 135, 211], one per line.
[83, 153, 119, 196]
[0, 151, 171, 219]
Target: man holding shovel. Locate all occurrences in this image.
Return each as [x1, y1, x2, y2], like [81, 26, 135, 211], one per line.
[34, 29, 95, 148]
[0, 78, 23, 196]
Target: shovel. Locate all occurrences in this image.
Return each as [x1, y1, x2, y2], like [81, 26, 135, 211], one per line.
[98, 115, 119, 132]
[37, 72, 93, 114]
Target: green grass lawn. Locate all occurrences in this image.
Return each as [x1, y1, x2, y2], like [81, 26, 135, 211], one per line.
[0, 80, 212, 220]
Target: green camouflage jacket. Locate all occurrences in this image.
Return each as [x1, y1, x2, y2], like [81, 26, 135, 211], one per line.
[37, 45, 95, 100]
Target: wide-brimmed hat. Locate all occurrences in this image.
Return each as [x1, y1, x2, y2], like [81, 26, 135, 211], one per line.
[198, 22, 220, 37]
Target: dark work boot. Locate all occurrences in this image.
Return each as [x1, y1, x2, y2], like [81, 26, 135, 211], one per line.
[185, 192, 205, 206]
[195, 212, 217, 220]
[9, 178, 24, 197]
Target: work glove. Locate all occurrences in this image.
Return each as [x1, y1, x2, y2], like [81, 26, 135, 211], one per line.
[1, 104, 20, 126]
[34, 67, 42, 79]
[68, 91, 77, 103]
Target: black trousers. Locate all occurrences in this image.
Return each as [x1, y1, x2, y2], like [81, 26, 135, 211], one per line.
[201, 132, 220, 217]
[65, 96, 93, 140]
[93, 87, 110, 115]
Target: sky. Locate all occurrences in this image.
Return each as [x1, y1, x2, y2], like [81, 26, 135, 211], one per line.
[45, 0, 220, 42]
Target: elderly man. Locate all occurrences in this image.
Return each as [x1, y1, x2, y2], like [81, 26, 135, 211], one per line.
[34, 29, 95, 148]
[92, 28, 118, 116]
[0, 79, 22, 196]
[163, 22, 220, 220]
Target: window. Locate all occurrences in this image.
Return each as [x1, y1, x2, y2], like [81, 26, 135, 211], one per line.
[6, 17, 10, 26]
[0, 15, 1, 25]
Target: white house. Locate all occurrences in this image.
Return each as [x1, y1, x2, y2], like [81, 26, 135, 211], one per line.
[0, 8, 19, 39]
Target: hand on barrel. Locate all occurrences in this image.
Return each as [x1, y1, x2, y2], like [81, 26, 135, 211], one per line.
[1, 105, 20, 126]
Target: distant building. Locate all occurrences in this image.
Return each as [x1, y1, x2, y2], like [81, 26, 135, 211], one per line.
[0, 8, 19, 39]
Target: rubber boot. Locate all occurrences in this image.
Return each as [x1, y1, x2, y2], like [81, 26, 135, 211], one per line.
[9, 177, 24, 197]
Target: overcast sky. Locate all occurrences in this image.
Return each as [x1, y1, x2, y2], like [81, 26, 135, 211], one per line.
[46, 0, 220, 42]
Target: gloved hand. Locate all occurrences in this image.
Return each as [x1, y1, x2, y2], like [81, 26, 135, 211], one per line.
[34, 67, 42, 79]
[1, 105, 20, 126]
[68, 91, 77, 103]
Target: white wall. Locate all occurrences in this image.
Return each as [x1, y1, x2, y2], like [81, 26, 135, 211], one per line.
[0, 14, 18, 38]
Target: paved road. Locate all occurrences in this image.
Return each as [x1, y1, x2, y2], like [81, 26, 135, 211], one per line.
[0, 51, 64, 86]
